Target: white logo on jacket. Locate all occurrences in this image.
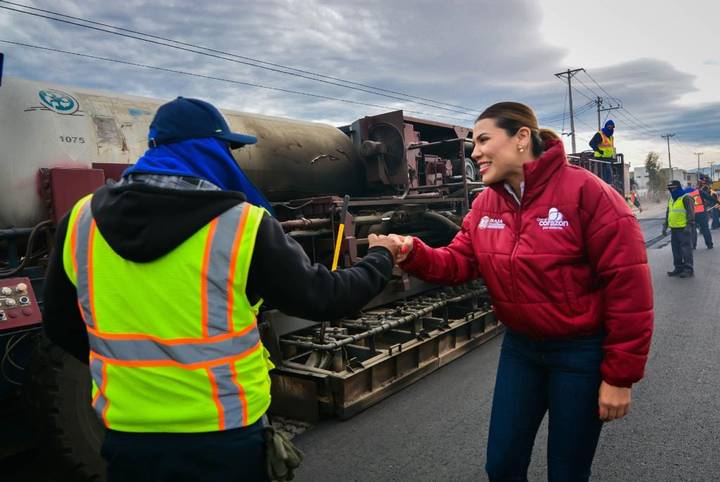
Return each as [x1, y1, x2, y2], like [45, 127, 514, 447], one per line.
[537, 208, 569, 230]
[478, 215, 505, 230]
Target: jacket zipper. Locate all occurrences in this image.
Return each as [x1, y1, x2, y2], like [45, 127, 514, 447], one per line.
[510, 206, 521, 304]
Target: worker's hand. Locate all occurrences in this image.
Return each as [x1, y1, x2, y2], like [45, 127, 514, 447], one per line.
[662, 229, 667, 237]
[368, 234, 413, 264]
[389, 234, 413, 264]
[368, 234, 402, 261]
[598, 381, 631, 422]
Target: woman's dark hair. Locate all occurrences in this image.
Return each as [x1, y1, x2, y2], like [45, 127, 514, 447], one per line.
[476, 102, 560, 157]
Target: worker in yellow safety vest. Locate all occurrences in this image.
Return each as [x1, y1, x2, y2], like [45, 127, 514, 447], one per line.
[589, 120, 616, 184]
[662, 180, 696, 278]
[43, 97, 402, 481]
[590, 120, 616, 159]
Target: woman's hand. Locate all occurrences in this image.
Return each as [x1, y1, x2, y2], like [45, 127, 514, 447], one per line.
[367, 234, 413, 264]
[390, 234, 413, 263]
[598, 381, 631, 422]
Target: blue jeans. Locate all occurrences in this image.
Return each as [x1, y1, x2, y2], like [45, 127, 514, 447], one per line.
[486, 330, 604, 482]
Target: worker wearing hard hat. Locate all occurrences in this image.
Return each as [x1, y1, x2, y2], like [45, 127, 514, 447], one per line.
[42, 97, 401, 481]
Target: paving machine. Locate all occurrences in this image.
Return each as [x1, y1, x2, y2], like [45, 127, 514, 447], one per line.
[0, 77, 501, 480]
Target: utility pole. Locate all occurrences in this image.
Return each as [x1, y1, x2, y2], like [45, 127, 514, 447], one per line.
[593, 96, 621, 130]
[694, 152, 703, 180]
[555, 68, 584, 154]
[661, 133, 676, 175]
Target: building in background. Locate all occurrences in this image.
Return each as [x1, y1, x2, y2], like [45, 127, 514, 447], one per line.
[688, 166, 720, 182]
[632, 166, 649, 197]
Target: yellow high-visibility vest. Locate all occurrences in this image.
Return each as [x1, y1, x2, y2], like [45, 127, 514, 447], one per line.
[63, 195, 273, 432]
[594, 131, 616, 159]
[668, 195, 689, 228]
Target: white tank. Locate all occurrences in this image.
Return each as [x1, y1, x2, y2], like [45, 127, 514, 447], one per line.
[0, 77, 160, 228]
[0, 77, 362, 229]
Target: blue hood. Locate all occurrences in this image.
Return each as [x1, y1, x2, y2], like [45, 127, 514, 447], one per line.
[670, 187, 689, 201]
[602, 120, 615, 138]
[123, 137, 273, 213]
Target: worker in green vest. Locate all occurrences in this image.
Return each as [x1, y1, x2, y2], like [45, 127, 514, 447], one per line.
[42, 97, 401, 481]
[662, 180, 696, 278]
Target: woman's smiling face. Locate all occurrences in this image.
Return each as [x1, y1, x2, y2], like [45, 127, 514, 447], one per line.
[471, 118, 529, 185]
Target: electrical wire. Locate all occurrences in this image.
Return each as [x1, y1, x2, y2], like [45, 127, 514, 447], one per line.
[0, 39, 475, 123]
[0, 2, 480, 118]
[1, 331, 37, 386]
[0, 219, 52, 278]
[0, 0, 480, 114]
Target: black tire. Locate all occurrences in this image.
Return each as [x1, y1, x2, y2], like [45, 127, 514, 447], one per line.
[26, 335, 106, 482]
[465, 158, 477, 182]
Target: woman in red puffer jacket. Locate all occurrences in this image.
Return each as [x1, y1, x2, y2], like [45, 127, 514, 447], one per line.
[373, 102, 653, 481]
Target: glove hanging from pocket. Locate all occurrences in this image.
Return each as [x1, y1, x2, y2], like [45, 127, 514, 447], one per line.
[265, 425, 304, 481]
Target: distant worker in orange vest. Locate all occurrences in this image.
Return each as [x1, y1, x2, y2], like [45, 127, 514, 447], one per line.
[630, 190, 642, 213]
[589, 120, 615, 184]
[687, 179, 714, 249]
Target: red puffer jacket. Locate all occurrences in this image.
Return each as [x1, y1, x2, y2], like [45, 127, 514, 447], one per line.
[401, 139, 653, 387]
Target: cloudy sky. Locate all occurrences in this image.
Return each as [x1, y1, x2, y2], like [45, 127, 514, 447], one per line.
[1, 0, 718, 171]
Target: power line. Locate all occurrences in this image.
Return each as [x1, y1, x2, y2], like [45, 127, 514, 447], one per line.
[0, 39, 476, 123]
[572, 71, 665, 140]
[0, 1, 479, 118]
[539, 100, 594, 125]
[554, 68, 585, 153]
[694, 152, 704, 174]
[661, 133, 676, 171]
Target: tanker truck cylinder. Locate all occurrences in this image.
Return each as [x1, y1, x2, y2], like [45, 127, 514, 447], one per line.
[0, 77, 367, 229]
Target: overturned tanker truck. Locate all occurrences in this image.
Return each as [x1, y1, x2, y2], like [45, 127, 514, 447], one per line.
[0, 76, 501, 479]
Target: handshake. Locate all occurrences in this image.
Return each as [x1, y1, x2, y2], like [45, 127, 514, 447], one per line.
[368, 233, 414, 264]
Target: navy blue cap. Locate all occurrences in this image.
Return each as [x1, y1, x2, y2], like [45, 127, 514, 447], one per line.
[148, 97, 257, 148]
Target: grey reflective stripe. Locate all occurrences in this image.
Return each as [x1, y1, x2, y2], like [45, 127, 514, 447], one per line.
[74, 202, 96, 329]
[90, 356, 108, 417]
[205, 204, 247, 336]
[87, 328, 260, 365]
[210, 364, 245, 427]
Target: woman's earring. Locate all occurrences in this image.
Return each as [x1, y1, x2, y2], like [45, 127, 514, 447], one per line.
[518, 145, 525, 152]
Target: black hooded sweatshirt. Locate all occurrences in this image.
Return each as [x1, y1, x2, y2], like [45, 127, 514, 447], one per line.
[42, 181, 394, 363]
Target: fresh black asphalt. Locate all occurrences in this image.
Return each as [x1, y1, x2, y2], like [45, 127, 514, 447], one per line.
[293, 218, 720, 481]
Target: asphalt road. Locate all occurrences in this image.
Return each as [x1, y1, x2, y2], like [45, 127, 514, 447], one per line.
[6, 210, 716, 481]
[292, 219, 720, 481]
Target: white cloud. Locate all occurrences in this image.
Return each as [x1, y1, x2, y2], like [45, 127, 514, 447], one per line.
[1, 0, 718, 169]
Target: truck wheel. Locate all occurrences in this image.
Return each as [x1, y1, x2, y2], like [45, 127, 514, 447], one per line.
[27, 335, 105, 481]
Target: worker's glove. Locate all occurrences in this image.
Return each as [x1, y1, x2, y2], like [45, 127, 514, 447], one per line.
[265, 425, 304, 481]
[662, 228, 667, 237]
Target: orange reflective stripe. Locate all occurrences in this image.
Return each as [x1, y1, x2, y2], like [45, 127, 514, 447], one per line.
[201, 218, 219, 338]
[87, 219, 99, 330]
[99, 361, 110, 425]
[227, 205, 250, 332]
[207, 367, 225, 430]
[70, 205, 81, 276]
[91, 340, 262, 369]
[90, 355, 110, 426]
[230, 362, 248, 426]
